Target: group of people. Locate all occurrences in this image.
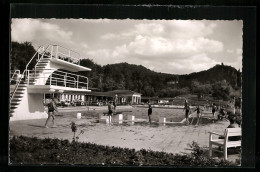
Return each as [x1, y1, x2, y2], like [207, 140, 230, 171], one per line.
[183, 100, 241, 128]
[44, 95, 119, 127]
[183, 100, 202, 126]
[44, 96, 240, 129]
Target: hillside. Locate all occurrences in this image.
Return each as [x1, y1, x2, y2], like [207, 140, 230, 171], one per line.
[78, 59, 241, 100]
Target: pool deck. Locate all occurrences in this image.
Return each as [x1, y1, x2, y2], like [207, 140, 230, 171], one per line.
[9, 106, 241, 163]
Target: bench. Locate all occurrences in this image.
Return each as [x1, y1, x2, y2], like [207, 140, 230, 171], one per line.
[209, 128, 241, 160]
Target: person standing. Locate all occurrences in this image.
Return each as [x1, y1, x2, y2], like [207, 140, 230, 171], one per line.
[212, 103, 217, 118]
[107, 101, 113, 124]
[113, 94, 118, 112]
[194, 105, 202, 126]
[148, 103, 152, 124]
[45, 98, 58, 128]
[183, 100, 190, 124]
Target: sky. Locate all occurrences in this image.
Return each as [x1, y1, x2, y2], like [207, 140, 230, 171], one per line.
[11, 19, 243, 74]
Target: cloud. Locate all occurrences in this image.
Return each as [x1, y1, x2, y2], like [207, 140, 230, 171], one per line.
[167, 20, 216, 38]
[227, 49, 234, 53]
[81, 43, 89, 49]
[107, 35, 223, 59]
[98, 20, 223, 63]
[82, 19, 111, 23]
[165, 53, 217, 74]
[11, 19, 242, 74]
[236, 48, 242, 55]
[11, 19, 73, 44]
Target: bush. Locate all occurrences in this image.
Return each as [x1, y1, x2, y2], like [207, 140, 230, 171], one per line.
[10, 136, 239, 166]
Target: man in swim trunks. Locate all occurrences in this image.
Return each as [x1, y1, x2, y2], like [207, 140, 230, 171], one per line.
[113, 94, 118, 112]
[183, 100, 190, 124]
[194, 105, 202, 126]
[212, 103, 217, 118]
[148, 103, 152, 124]
[107, 101, 113, 124]
[45, 98, 58, 128]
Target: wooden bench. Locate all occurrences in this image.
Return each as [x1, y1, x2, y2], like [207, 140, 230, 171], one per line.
[209, 128, 241, 160]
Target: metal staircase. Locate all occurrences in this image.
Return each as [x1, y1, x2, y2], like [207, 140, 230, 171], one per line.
[9, 46, 50, 117]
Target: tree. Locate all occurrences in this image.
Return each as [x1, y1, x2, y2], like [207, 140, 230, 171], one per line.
[11, 41, 37, 71]
[212, 80, 231, 101]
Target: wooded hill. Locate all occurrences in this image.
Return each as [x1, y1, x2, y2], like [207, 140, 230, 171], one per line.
[11, 42, 242, 100]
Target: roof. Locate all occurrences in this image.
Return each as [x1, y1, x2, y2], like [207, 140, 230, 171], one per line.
[84, 90, 142, 97]
[106, 90, 142, 95]
[85, 91, 113, 97]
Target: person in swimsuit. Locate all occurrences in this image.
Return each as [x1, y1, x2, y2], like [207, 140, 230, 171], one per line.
[212, 103, 217, 118]
[107, 101, 113, 124]
[45, 98, 58, 128]
[194, 105, 202, 126]
[148, 103, 152, 124]
[113, 94, 118, 112]
[183, 100, 190, 124]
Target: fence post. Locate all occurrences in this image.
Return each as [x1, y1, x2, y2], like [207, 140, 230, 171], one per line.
[51, 45, 53, 58]
[87, 78, 88, 90]
[34, 67, 36, 81]
[77, 75, 79, 88]
[56, 46, 58, 59]
[64, 73, 67, 87]
[27, 70, 29, 85]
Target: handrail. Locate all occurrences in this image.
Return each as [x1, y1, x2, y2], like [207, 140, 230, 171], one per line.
[25, 46, 47, 70]
[53, 44, 81, 59]
[10, 44, 88, 105]
[10, 46, 50, 103]
[26, 69, 89, 90]
[10, 70, 20, 83]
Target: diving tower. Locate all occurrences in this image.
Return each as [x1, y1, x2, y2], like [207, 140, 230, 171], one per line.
[10, 45, 92, 121]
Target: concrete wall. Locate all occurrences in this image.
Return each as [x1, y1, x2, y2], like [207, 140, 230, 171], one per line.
[10, 88, 48, 121]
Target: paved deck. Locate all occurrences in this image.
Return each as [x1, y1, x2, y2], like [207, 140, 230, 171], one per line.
[9, 108, 241, 163]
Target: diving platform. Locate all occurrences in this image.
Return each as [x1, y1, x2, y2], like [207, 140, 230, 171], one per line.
[49, 58, 91, 72]
[27, 85, 91, 94]
[10, 45, 92, 121]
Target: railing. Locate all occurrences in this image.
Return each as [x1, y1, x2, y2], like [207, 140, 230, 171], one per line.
[10, 44, 86, 104]
[10, 70, 20, 85]
[37, 45, 81, 65]
[10, 46, 47, 102]
[25, 70, 89, 90]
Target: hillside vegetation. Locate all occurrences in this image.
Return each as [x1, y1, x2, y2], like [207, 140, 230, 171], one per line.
[11, 42, 241, 101]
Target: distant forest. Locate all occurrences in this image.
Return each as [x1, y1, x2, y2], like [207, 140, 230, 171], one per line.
[11, 42, 242, 100]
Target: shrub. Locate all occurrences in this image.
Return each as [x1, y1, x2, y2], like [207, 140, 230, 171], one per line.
[10, 136, 239, 166]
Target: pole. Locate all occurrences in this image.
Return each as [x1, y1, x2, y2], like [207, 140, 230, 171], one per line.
[64, 73, 67, 87]
[56, 46, 58, 59]
[77, 75, 79, 88]
[27, 70, 29, 85]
